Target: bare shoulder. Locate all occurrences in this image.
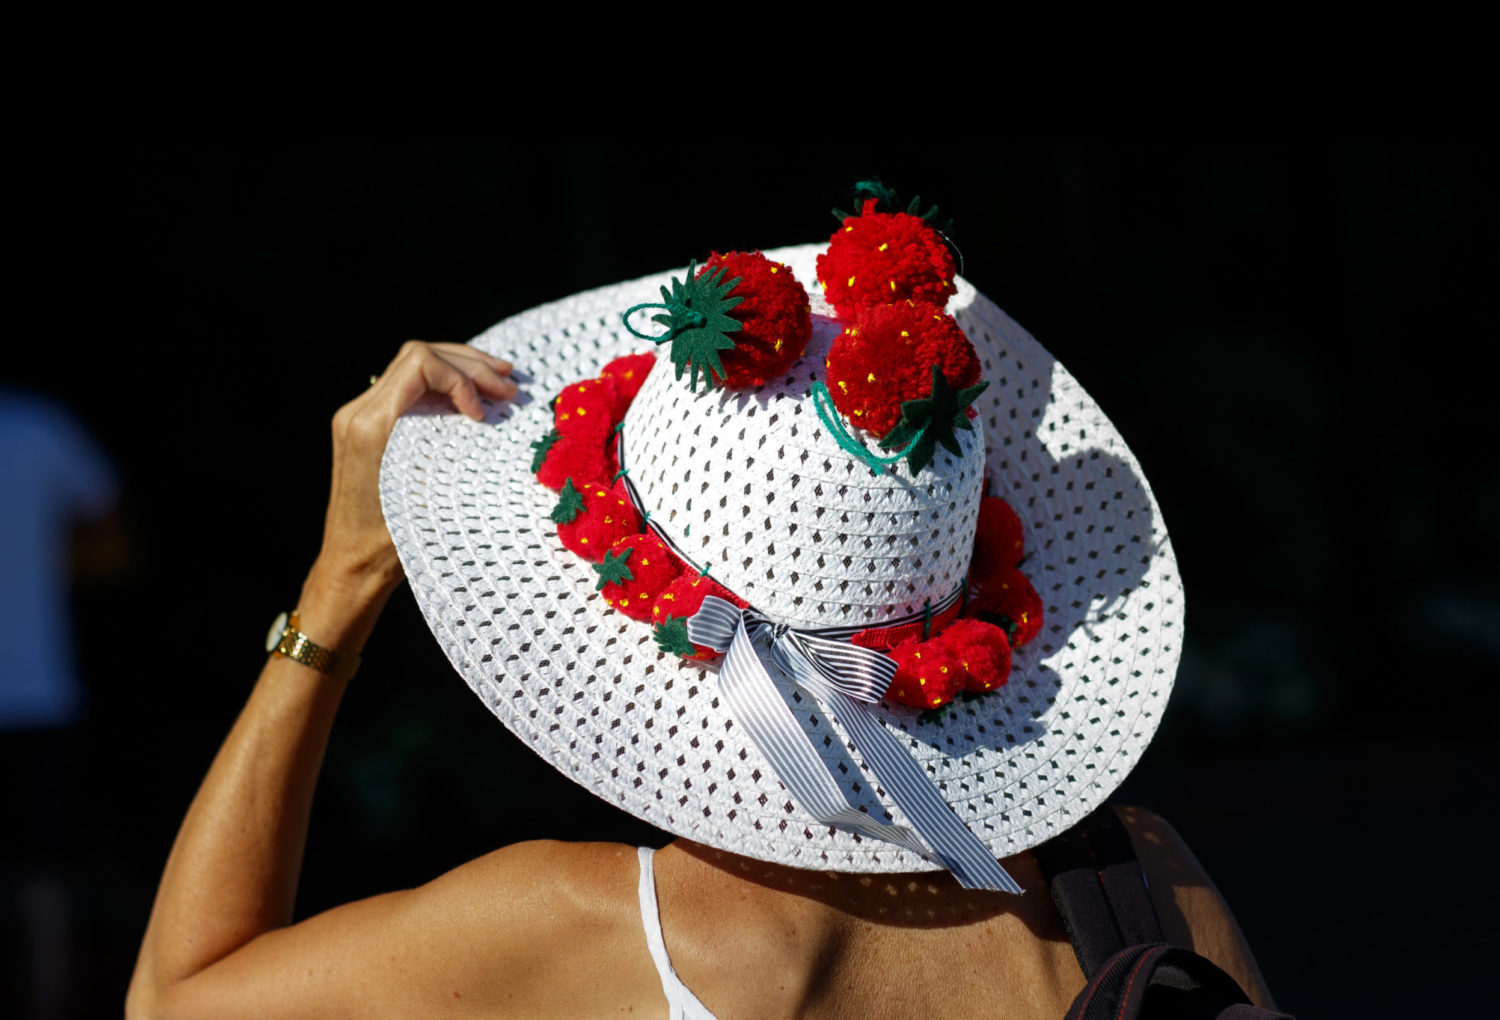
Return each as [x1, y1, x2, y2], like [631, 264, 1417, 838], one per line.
[429, 837, 640, 909]
[397, 839, 661, 1012]
[423, 838, 641, 924]
[1113, 806, 1277, 1010]
[148, 841, 661, 1019]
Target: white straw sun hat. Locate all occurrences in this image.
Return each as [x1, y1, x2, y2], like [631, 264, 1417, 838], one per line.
[378, 239, 1182, 890]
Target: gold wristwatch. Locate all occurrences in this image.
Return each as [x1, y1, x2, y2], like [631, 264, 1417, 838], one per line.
[265, 611, 360, 680]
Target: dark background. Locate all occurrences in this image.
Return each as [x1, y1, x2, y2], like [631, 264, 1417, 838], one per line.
[7, 142, 1495, 1016]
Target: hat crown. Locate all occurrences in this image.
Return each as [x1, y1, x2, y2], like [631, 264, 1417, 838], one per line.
[621, 314, 984, 631]
[381, 242, 1183, 878]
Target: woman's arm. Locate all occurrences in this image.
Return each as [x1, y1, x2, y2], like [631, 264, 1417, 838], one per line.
[126, 342, 517, 1019]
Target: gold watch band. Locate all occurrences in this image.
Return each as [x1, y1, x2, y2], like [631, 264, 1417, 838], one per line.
[270, 611, 361, 680]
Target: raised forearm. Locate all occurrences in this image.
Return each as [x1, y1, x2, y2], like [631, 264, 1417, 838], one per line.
[127, 563, 392, 1016]
[127, 342, 514, 1018]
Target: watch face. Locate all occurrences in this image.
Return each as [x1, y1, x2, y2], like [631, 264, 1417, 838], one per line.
[265, 611, 289, 652]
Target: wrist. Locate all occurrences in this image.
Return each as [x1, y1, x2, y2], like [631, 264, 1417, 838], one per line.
[294, 559, 400, 655]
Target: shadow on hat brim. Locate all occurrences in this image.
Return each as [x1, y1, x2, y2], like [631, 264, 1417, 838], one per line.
[379, 243, 1182, 875]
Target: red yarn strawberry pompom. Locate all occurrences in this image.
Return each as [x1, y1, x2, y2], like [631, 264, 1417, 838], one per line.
[554, 376, 619, 442]
[600, 352, 657, 418]
[555, 479, 641, 562]
[966, 567, 1045, 647]
[932, 618, 1012, 693]
[651, 572, 747, 660]
[824, 300, 980, 437]
[536, 435, 611, 491]
[603, 436, 620, 480]
[971, 497, 1026, 583]
[816, 198, 956, 320]
[594, 532, 683, 621]
[653, 571, 747, 625]
[885, 638, 965, 710]
[696, 251, 812, 388]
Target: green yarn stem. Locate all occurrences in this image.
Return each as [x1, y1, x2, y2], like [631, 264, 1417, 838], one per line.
[612, 468, 629, 482]
[922, 599, 933, 639]
[622, 301, 708, 343]
[809, 381, 923, 472]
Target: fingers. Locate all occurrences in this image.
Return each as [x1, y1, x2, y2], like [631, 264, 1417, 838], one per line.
[425, 346, 517, 417]
[369, 342, 518, 424]
[385, 344, 479, 422]
[429, 342, 513, 376]
[429, 356, 485, 421]
[460, 356, 518, 404]
[366, 344, 512, 388]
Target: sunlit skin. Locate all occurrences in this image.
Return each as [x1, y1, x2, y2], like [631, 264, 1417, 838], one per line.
[126, 342, 1275, 1019]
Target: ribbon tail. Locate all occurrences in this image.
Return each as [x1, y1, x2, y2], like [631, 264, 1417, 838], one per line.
[715, 617, 931, 858]
[817, 690, 1022, 894]
[773, 633, 1019, 891]
[693, 597, 1021, 892]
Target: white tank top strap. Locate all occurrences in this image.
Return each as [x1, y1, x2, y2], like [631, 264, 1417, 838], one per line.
[637, 847, 722, 1020]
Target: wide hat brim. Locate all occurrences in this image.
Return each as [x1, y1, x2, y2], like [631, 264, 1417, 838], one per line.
[379, 243, 1182, 874]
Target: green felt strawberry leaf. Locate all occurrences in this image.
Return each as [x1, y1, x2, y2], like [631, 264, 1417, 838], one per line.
[904, 194, 953, 234]
[832, 178, 900, 221]
[832, 179, 954, 234]
[974, 609, 1020, 644]
[593, 546, 634, 590]
[879, 366, 989, 475]
[653, 617, 698, 657]
[650, 262, 743, 392]
[916, 703, 950, 725]
[529, 428, 560, 473]
[550, 478, 585, 524]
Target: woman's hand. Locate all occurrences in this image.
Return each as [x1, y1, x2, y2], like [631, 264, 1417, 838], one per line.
[301, 342, 516, 643]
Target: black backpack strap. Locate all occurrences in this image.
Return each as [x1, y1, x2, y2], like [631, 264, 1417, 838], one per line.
[1065, 944, 1293, 1020]
[1038, 810, 1296, 1019]
[1033, 806, 1164, 976]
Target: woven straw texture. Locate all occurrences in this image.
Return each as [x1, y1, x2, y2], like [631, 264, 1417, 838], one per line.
[379, 243, 1183, 873]
[621, 313, 984, 631]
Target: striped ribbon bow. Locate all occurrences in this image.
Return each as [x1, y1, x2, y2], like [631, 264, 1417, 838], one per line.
[686, 596, 1021, 893]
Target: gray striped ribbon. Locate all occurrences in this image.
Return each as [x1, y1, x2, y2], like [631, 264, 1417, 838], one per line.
[687, 596, 1022, 893]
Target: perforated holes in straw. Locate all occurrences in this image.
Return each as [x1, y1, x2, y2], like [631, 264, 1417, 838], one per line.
[377, 243, 1183, 875]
